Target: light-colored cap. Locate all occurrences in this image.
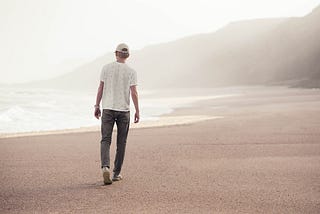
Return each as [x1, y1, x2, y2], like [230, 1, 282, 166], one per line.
[115, 43, 129, 54]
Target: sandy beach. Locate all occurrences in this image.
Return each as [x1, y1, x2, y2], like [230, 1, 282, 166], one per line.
[1, 86, 320, 213]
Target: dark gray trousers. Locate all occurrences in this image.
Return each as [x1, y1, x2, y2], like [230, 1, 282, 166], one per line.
[100, 109, 130, 176]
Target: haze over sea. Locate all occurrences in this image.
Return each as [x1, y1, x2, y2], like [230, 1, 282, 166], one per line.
[0, 85, 241, 134]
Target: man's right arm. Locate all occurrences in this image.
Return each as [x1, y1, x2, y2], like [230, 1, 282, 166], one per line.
[130, 85, 140, 123]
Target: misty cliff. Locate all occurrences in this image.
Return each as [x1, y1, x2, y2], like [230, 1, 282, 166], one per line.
[27, 5, 320, 90]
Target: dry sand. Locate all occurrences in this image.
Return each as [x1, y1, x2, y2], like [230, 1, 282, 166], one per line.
[1, 86, 320, 213]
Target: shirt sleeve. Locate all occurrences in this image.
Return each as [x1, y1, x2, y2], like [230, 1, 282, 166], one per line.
[130, 70, 137, 86]
[100, 66, 105, 82]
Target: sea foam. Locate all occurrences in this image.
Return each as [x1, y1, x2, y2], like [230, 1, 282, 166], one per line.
[0, 86, 240, 134]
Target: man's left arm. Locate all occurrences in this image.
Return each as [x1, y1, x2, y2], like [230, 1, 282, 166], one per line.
[94, 81, 104, 119]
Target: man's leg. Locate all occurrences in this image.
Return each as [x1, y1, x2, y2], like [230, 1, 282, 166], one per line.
[100, 109, 115, 168]
[113, 111, 130, 176]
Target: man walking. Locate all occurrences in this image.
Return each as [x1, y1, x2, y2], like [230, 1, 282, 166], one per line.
[94, 43, 139, 185]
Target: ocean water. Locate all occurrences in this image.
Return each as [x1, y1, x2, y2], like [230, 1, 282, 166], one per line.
[0, 86, 241, 134]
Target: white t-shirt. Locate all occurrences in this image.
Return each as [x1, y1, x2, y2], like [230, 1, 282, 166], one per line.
[100, 61, 137, 111]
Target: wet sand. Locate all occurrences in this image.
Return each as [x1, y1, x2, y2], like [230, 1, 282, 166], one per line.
[1, 86, 320, 213]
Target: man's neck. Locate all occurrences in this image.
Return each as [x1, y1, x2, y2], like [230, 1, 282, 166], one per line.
[116, 59, 126, 63]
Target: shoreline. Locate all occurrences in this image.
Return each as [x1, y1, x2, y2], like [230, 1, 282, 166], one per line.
[1, 85, 319, 139]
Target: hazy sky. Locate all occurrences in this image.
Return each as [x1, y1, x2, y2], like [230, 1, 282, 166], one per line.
[1, 0, 319, 83]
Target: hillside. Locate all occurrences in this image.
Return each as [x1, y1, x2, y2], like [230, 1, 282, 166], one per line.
[23, 5, 320, 90]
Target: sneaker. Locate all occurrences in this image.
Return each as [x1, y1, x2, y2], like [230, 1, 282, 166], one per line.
[102, 167, 112, 185]
[112, 174, 123, 181]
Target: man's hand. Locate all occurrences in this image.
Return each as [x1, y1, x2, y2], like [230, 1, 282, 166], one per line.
[94, 107, 101, 119]
[134, 111, 140, 123]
